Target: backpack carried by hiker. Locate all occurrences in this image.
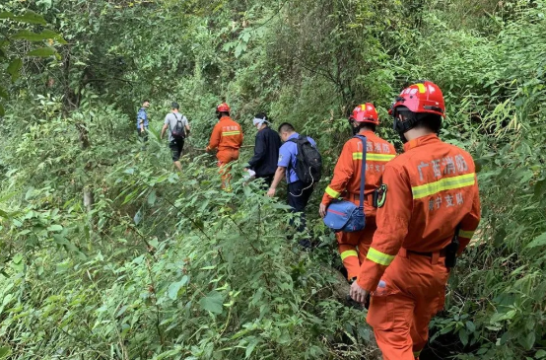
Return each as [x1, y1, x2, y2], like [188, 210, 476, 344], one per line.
[171, 113, 186, 140]
[289, 135, 322, 185]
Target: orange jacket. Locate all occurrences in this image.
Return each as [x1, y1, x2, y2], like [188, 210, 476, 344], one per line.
[208, 116, 244, 151]
[322, 130, 396, 219]
[357, 134, 481, 291]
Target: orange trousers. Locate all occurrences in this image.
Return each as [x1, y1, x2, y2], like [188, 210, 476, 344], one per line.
[366, 249, 449, 360]
[337, 222, 376, 280]
[217, 149, 239, 190]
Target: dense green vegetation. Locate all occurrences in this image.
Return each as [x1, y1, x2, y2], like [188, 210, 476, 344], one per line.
[1, 0, 546, 359]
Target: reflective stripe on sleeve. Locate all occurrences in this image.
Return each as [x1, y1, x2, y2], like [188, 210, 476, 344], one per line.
[366, 247, 395, 266]
[325, 186, 340, 198]
[459, 229, 475, 239]
[340, 250, 358, 261]
[412, 173, 475, 199]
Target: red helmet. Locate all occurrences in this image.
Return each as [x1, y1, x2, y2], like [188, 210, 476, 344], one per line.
[389, 81, 445, 117]
[350, 103, 379, 125]
[216, 102, 231, 113]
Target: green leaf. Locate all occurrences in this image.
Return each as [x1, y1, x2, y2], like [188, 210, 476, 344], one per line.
[0, 12, 14, 20]
[13, 11, 47, 25]
[47, 224, 63, 232]
[27, 47, 56, 57]
[521, 331, 535, 351]
[245, 338, 259, 358]
[167, 276, 189, 300]
[13, 29, 58, 42]
[199, 291, 224, 314]
[526, 232, 546, 248]
[0, 104, 4, 117]
[0, 86, 8, 100]
[535, 349, 546, 359]
[465, 321, 476, 333]
[116, 305, 128, 318]
[147, 190, 157, 206]
[0, 347, 11, 359]
[459, 329, 469, 346]
[7, 59, 23, 82]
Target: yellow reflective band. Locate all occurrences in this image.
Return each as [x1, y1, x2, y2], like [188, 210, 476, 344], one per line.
[325, 186, 340, 198]
[459, 229, 475, 239]
[367, 248, 395, 266]
[415, 83, 426, 93]
[341, 250, 358, 261]
[368, 153, 396, 162]
[352, 153, 395, 161]
[412, 173, 475, 200]
[222, 131, 241, 136]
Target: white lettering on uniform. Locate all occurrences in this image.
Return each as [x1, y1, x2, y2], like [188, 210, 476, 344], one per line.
[382, 144, 390, 153]
[417, 162, 429, 181]
[455, 155, 468, 172]
[445, 194, 454, 207]
[431, 159, 442, 178]
[443, 157, 456, 175]
[456, 192, 464, 205]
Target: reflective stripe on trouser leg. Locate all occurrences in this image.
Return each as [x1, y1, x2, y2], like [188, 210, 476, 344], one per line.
[217, 150, 239, 191]
[338, 245, 360, 280]
[368, 251, 449, 360]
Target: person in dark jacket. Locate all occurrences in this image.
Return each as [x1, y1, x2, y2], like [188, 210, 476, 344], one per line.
[246, 113, 281, 187]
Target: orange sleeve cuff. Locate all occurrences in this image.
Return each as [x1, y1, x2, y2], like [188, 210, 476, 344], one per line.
[357, 260, 387, 292]
[457, 237, 471, 256]
[322, 193, 333, 206]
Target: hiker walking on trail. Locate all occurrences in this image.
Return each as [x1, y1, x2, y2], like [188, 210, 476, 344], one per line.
[161, 102, 190, 173]
[267, 123, 321, 242]
[206, 102, 243, 191]
[137, 99, 150, 142]
[246, 113, 281, 188]
[349, 81, 481, 360]
[319, 103, 396, 283]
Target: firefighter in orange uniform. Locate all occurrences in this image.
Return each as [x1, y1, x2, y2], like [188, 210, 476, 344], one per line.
[350, 81, 481, 360]
[206, 103, 244, 191]
[319, 103, 396, 282]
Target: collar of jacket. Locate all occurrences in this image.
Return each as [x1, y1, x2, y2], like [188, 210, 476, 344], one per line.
[358, 130, 375, 136]
[220, 116, 231, 122]
[403, 133, 440, 152]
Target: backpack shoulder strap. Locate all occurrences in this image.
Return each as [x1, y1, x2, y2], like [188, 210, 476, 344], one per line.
[353, 135, 367, 208]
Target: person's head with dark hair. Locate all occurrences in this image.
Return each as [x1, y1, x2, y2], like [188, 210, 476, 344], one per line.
[278, 122, 296, 142]
[171, 102, 180, 113]
[142, 100, 150, 109]
[390, 80, 445, 143]
[253, 112, 271, 131]
[396, 106, 441, 133]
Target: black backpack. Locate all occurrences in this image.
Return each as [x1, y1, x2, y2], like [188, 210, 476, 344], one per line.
[289, 135, 322, 185]
[171, 113, 186, 139]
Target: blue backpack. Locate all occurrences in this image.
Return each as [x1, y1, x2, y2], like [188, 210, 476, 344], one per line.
[323, 135, 367, 232]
